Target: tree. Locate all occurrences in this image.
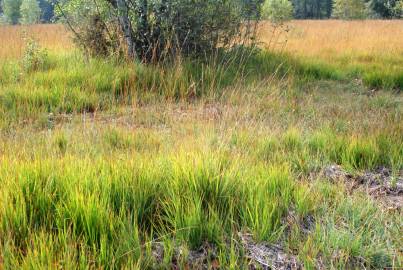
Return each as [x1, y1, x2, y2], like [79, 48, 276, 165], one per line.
[262, 0, 293, 23]
[20, 0, 41, 24]
[0, 2, 5, 25]
[55, 0, 263, 61]
[366, 0, 402, 18]
[115, 0, 134, 58]
[291, 0, 333, 19]
[2, 0, 22, 24]
[325, 0, 333, 17]
[333, 0, 367, 18]
[38, 0, 54, 22]
[393, 0, 403, 17]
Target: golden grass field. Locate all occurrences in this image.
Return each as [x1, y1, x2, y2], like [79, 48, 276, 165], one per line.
[2, 20, 403, 60]
[0, 24, 72, 60]
[260, 20, 403, 58]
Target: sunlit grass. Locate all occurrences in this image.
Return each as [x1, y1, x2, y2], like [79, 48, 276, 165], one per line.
[0, 21, 402, 269]
[0, 24, 72, 60]
[259, 20, 403, 90]
[0, 119, 401, 268]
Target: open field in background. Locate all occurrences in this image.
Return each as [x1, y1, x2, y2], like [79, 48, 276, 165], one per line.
[2, 20, 403, 60]
[260, 20, 403, 90]
[0, 21, 402, 269]
[0, 24, 72, 60]
[261, 20, 403, 58]
[1, 20, 402, 89]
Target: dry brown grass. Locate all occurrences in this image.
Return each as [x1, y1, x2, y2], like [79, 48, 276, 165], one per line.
[1, 21, 402, 62]
[0, 24, 73, 60]
[259, 20, 403, 59]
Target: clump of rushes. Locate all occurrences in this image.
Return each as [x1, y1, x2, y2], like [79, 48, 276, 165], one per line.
[241, 164, 294, 242]
[21, 36, 50, 73]
[54, 132, 68, 155]
[0, 152, 307, 268]
[282, 128, 303, 152]
[104, 128, 133, 150]
[341, 137, 379, 170]
[0, 124, 402, 268]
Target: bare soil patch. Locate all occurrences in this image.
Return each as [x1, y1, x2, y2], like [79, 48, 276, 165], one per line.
[323, 165, 403, 210]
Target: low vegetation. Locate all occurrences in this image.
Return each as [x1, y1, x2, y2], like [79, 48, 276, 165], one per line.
[260, 20, 403, 90]
[0, 20, 402, 269]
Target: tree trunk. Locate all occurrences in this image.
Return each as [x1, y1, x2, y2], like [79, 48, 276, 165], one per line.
[116, 0, 135, 58]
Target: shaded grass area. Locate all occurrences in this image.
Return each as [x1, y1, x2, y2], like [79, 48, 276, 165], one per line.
[1, 48, 401, 125]
[317, 53, 403, 90]
[253, 51, 403, 90]
[259, 20, 403, 90]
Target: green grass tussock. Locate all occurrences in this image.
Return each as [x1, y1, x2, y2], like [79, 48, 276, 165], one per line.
[0, 154, 293, 268]
[1, 135, 401, 268]
[0, 115, 401, 268]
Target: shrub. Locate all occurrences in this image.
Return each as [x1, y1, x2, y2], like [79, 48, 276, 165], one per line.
[2, 0, 22, 25]
[19, 0, 41, 25]
[332, 0, 368, 19]
[21, 37, 49, 73]
[57, 0, 263, 61]
[393, 0, 403, 18]
[75, 14, 113, 57]
[262, 0, 293, 23]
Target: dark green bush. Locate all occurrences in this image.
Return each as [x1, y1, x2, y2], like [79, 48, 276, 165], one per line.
[57, 0, 263, 61]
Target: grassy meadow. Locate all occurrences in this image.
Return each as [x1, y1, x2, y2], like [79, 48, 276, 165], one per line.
[261, 20, 403, 90]
[0, 21, 402, 269]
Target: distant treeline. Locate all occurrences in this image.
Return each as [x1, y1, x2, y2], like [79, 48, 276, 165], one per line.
[0, 0, 401, 25]
[0, 0, 53, 24]
[292, 0, 401, 19]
